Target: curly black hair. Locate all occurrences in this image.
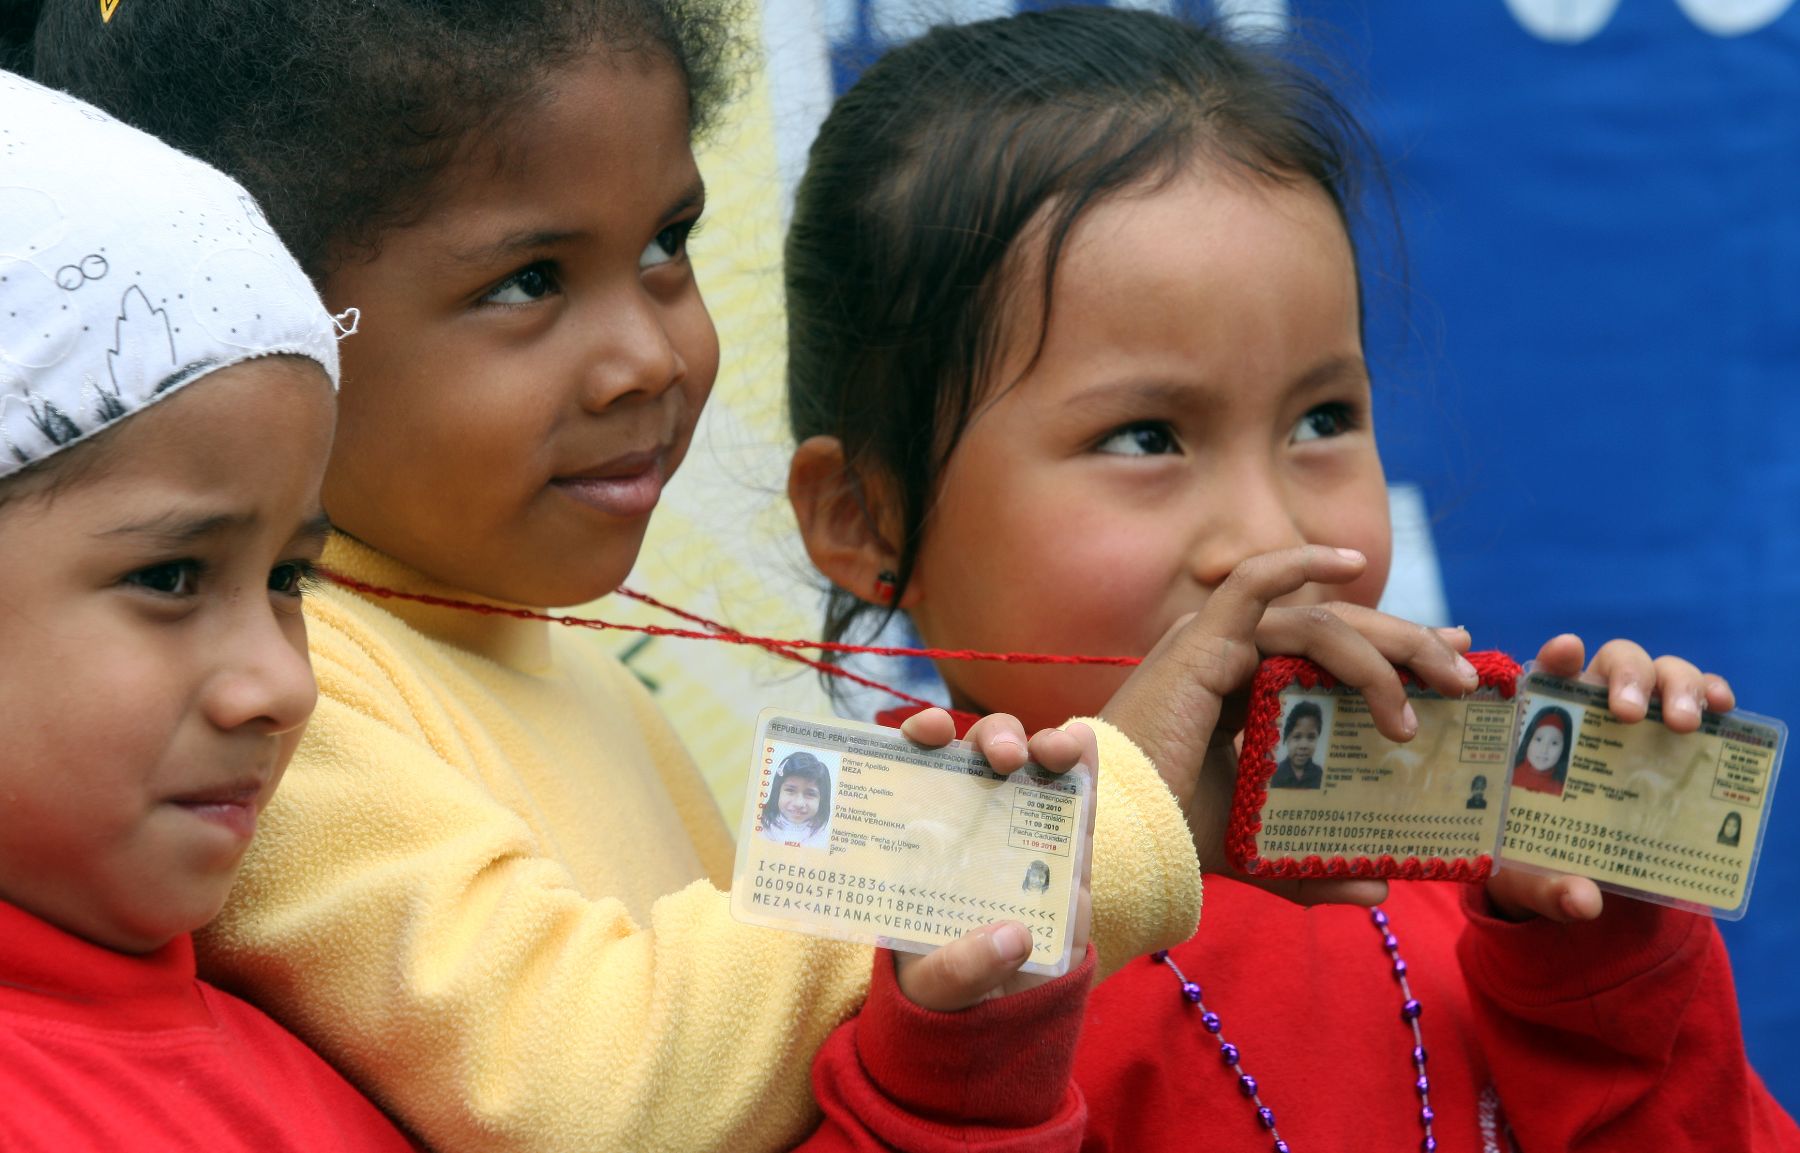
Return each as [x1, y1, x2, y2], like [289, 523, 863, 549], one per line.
[15, 0, 745, 277]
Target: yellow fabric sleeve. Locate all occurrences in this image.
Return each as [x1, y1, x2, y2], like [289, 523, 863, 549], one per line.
[1080, 717, 1204, 976]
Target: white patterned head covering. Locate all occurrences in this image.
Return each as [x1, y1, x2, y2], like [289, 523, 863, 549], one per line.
[0, 71, 341, 481]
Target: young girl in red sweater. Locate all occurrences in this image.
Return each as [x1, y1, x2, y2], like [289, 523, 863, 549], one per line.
[785, 8, 1799, 1149]
[0, 72, 416, 1153]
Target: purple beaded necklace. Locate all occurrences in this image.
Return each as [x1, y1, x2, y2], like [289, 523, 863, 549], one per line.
[1152, 905, 1437, 1152]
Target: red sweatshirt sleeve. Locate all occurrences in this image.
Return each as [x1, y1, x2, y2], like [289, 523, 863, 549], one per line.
[1457, 887, 1800, 1150]
[799, 946, 1096, 1153]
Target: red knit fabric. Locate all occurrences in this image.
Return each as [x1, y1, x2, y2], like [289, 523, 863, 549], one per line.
[0, 902, 419, 1152]
[1227, 652, 1522, 881]
[801, 946, 1095, 1152]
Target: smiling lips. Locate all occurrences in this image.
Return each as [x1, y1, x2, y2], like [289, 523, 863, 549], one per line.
[168, 781, 265, 840]
[552, 448, 668, 519]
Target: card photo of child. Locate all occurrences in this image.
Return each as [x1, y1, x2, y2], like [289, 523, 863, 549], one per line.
[1271, 699, 1331, 790]
[761, 749, 837, 850]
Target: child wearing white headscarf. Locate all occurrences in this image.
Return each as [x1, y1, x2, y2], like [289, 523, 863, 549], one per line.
[0, 72, 416, 1152]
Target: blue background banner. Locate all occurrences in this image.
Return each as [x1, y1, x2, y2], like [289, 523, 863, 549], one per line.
[811, 0, 1799, 1102]
[1332, 2, 1799, 1104]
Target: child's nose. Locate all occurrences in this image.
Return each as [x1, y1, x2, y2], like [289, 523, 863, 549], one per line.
[203, 611, 319, 737]
[577, 286, 688, 413]
[1186, 469, 1310, 590]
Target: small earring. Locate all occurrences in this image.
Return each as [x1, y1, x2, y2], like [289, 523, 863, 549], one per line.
[873, 570, 898, 604]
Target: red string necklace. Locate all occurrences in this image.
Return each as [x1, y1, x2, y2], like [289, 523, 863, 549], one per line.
[321, 570, 1143, 710]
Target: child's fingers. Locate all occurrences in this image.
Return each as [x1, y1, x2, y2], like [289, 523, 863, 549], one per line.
[910, 711, 1097, 779]
[1651, 654, 1714, 733]
[893, 922, 1036, 1012]
[1486, 868, 1605, 923]
[898, 707, 957, 748]
[1648, 651, 1735, 733]
[1138, 544, 1372, 684]
[1102, 545, 1367, 802]
[1438, 625, 1475, 651]
[962, 713, 1030, 774]
[1254, 606, 1419, 743]
[1703, 673, 1737, 714]
[1275, 602, 1480, 698]
[1533, 633, 1588, 679]
[1024, 722, 1097, 778]
[1542, 638, 1737, 728]
[1587, 638, 1656, 721]
[1193, 545, 1371, 649]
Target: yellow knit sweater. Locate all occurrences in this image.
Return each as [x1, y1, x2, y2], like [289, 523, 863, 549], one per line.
[198, 536, 1202, 1153]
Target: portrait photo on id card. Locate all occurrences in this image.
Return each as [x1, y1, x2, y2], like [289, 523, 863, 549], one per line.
[759, 745, 839, 850]
[1270, 698, 1332, 789]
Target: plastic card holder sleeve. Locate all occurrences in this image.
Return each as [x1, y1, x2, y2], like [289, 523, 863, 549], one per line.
[1494, 664, 1785, 920]
[730, 709, 1092, 977]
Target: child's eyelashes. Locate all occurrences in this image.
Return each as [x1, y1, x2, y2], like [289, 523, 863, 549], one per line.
[474, 219, 699, 304]
[124, 559, 202, 598]
[1095, 421, 1180, 457]
[120, 558, 322, 602]
[269, 558, 321, 599]
[479, 261, 562, 307]
[1290, 401, 1360, 444]
[1093, 403, 1358, 457]
[640, 218, 701, 270]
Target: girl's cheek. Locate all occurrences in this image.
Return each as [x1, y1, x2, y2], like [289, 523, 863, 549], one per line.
[1303, 486, 1392, 608]
[1032, 526, 1179, 636]
[1335, 561, 1391, 612]
[673, 299, 721, 404]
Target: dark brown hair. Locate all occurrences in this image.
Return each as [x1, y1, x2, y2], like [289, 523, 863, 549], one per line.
[784, 7, 1382, 690]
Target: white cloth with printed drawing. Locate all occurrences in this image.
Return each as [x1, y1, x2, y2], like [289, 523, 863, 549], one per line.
[0, 71, 338, 479]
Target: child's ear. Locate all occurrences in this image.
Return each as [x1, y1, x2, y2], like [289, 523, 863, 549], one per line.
[788, 436, 920, 609]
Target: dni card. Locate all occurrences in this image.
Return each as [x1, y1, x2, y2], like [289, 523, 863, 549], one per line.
[1495, 666, 1786, 919]
[1227, 654, 1522, 880]
[730, 710, 1093, 976]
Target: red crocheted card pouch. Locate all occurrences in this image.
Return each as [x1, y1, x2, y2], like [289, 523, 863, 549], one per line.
[1226, 651, 1523, 882]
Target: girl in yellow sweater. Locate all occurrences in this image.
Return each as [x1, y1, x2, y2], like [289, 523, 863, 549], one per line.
[26, 1, 1464, 1149]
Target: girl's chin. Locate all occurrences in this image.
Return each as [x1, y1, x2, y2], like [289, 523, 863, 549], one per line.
[486, 554, 642, 610]
[947, 664, 1134, 731]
